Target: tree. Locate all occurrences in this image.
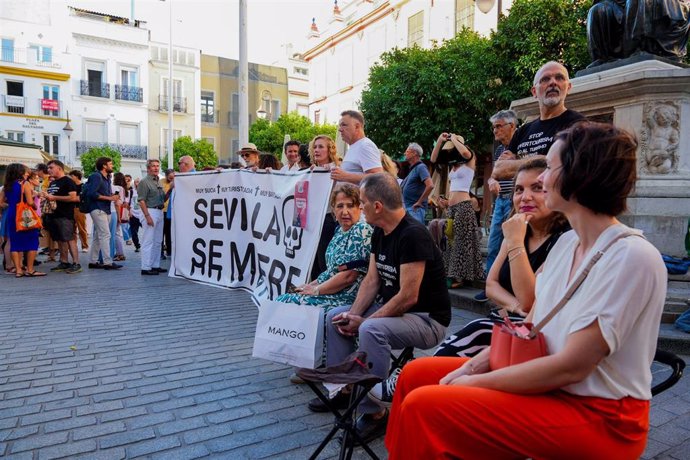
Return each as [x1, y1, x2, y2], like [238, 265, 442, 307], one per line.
[172, 136, 218, 171]
[359, 0, 591, 159]
[80, 145, 122, 174]
[249, 112, 337, 155]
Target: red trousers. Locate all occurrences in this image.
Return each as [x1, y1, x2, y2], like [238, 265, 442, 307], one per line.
[385, 357, 649, 460]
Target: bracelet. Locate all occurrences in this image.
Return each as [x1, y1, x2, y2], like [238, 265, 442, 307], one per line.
[508, 248, 525, 262]
[507, 246, 525, 255]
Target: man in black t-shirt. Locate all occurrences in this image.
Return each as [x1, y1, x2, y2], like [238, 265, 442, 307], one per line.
[43, 160, 81, 274]
[492, 61, 585, 182]
[307, 173, 450, 443]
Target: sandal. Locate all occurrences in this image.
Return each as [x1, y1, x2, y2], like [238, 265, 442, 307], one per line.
[15, 272, 24, 278]
[5, 267, 17, 275]
[113, 255, 126, 261]
[24, 271, 47, 277]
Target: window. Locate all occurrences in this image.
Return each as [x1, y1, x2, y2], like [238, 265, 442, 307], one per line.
[41, 85, 59, 117]
[455, 0, 475, 32]
[270, 100, 280, 122]
[85, 120, 106, 142]
[162, 78, 184, 112]
[1, 38, 14, 62]
[161, 128, 182, 155]
[121, 67, 138, 87]
[6, 131, 25, 142]
[293, 66, 308, 76]
[83, 60, 108, 98]
[118, 122, 140, 146]
[43, 134, 59, 156]
[231, 139, 239, 158]
[408, 11, 424, 48]
[201, 91, 215, 123]
[29, 44, 52, 63]
[314, 110, 321, 125]
[231, 93, 239, 128]
[5, 80, 24, 113]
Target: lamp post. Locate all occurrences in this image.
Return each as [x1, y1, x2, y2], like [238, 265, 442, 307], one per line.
[476, 0, 502, 23]
[62, 110, 74, 163]
[159, 0, 174, 169]
[256, 90, 272, 121]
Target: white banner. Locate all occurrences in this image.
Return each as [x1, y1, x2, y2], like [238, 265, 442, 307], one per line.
[170, 169, 333, 298]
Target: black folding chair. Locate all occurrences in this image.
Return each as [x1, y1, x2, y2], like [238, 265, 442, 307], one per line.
[651, 349, 685, 396]
[301, 346, 415, 460]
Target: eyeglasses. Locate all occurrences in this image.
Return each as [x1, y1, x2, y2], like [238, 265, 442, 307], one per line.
[241, 153, 253, 159]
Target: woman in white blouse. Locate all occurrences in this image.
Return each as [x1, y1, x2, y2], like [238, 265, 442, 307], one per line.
[385, 121, 667, 459]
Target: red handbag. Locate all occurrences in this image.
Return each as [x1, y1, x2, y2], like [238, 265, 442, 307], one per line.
[16, 194, 42, 232]
[489, 231, 637, 371]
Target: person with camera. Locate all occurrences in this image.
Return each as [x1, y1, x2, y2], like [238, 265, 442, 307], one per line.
[430, 132, 483, 289]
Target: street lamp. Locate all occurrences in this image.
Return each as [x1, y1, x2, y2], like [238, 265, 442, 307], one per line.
[160, 0, 174, 169]
[256, 90, 272, 121]
[62, 110, 74, 162]
[476, 0, 502, 16]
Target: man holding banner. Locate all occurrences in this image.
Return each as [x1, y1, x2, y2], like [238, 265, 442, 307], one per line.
[308, 173, 450, 444]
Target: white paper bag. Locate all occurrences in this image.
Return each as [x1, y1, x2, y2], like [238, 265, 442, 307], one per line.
[252, 298, 324, 369]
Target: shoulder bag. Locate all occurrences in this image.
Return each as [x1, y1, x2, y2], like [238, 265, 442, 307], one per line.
[16, 187, 42, 232]
[489, 230, 637, 370]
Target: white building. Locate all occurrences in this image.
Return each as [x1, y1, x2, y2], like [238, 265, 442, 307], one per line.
[300, 0, 512, 125]
[67, 6, 150, 177]
[0, 0, 72, 165]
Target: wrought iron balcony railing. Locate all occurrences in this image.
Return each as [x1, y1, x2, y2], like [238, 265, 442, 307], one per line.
[76, 141, 147, 160]
[80, 80, 110, 98]
[114, 85, 143, 103]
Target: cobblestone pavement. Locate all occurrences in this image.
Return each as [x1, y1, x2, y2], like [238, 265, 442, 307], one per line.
[1, 247, 689, 459]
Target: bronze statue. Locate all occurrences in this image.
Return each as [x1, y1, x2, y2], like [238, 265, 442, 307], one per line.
[587, 0, 690, 67]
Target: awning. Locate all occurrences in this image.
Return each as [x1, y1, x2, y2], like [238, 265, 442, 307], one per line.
[0, 139, 45, 167]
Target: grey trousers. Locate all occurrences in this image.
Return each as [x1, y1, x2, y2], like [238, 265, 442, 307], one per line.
[325, 303, 447, 414]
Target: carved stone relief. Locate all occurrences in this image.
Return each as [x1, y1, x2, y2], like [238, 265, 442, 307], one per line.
[640, 101, 680, 174]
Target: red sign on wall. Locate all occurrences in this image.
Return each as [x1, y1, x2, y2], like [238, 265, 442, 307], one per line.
[41, 99, 59, 111]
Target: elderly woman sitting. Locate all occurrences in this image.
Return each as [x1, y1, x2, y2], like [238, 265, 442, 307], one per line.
[277, 183, 373, 311]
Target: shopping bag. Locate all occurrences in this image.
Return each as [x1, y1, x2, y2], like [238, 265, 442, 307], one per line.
[16, 201, 42, 231]
[252, 298, 324, 369]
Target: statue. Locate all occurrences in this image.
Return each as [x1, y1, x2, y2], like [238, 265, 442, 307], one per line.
[641, 102, 680, 174]
[587, 0, 690, 67]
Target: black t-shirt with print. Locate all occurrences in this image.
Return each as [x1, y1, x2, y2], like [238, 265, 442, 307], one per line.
[371, 214, 451, 326]
[508, 109, 584, 158]
[47, 176, 77, 219]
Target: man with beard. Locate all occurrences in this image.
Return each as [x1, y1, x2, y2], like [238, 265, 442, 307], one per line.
[491, 61, 585, 182]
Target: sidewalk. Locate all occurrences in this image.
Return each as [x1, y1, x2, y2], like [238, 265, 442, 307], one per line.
[0, 245, 688, 459]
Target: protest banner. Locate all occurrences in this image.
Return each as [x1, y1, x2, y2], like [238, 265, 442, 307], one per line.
[170, 169, 333, 299]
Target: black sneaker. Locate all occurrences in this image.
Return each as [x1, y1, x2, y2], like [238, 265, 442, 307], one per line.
[134, 246, 140, 253]
[141, 269, 159, 275]
[368, 366, 401, 407]
[474, 290, 489, 302]
[153, 267, 167, 273]
[88, 263, 105, 269]
[50, 262, 72, 272]
[307, 391, 351, 413]
[66, 263, 82, 274]
[351, 410, 388, 445]
[103, 263, 123, 270]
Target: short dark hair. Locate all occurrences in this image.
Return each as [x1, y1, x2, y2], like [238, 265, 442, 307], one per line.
[69, 169, 83, 180]
[298, 144, 311, 167]
[284, 140, 300, 151]
[340, 110, 365, 126]
[329, 183, 361, 209]
[554, 121, 637, 216]
[258, 153, 280, 169]
[360, 172, 402, 210]
[95, 157, 112, 172]
[47, 160, 65, 170]
[35, 163, 48, 173]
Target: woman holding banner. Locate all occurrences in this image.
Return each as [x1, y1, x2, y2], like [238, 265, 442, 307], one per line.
[278, 183, 372, 310]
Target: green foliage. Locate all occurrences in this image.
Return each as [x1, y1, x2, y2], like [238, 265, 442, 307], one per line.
[359, 0, 592, 159]
[172, 136, 218, 171]
[80, 145, 122, 174]
[249, 112, 337, 155]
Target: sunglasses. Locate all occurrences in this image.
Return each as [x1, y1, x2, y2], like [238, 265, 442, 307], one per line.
[241, 153, 254, 159]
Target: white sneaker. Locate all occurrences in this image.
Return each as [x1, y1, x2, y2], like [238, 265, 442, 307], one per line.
[81, 248, 88, 253]
[368, 366, 402, 407]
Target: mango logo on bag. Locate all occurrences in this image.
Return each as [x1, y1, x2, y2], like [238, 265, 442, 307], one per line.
[267, 326, 306, 340]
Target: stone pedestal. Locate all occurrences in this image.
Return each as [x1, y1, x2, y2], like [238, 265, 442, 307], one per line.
[510, 59, 690, 256]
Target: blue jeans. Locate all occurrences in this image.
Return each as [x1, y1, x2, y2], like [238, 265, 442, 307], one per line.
[406, 206, 426, 224]
[486, 196, 513, 273]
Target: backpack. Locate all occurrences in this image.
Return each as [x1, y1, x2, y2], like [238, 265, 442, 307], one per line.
[78, 180, 92, 213]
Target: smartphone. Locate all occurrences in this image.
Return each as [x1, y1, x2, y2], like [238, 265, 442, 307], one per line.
[332, 318, 350, 326]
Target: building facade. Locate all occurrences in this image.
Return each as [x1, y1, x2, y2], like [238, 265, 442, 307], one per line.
[301, 0, 512, 125]
[148, 41, 201, 165]
[67, 7, 150, 178]
[200, 55, 288, 163]
[0, 0, 72, 165]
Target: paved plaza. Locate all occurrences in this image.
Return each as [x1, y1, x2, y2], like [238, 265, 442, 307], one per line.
[1, 247, 689, 459]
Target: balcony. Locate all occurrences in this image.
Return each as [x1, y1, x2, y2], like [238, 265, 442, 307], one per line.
[201, 110, 219, 124]
[76, 141, 147, 160]
[158, 95, 187, 113]
[114, 85, 143, 103]
[80, 80, 110, 98]
[2, 95, 26, 114]
[1, 46, 61, 68]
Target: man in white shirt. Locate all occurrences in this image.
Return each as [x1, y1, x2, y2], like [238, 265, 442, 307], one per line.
[330, 110, 383, 184]
[280, 140, 301, 172]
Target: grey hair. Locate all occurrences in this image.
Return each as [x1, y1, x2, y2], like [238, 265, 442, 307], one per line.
[360, 172, 402, 211]
[489, 110, 518, 126]
[406, 142, 423, 157]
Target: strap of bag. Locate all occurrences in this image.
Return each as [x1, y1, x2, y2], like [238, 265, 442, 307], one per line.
[528, 230, 639, 338]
